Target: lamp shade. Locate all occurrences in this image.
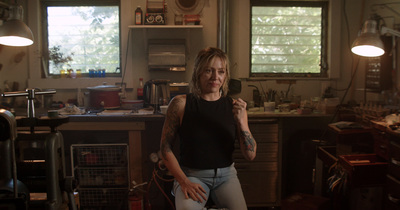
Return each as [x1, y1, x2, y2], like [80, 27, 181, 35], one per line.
[0, 5, 33, 47]
[351, 20, 384, 57]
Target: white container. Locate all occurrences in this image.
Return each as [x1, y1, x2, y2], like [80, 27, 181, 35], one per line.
[160, 105, 168, 114]
[264, 102, 275, 113]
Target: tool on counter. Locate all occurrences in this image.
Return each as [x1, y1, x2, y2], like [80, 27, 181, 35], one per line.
[248, 85, 261, 107]
[258, 81, 268, 102]
[0, 89, 77, 210]
[266, 89, 277, 102]
[2, 88, 56, 118]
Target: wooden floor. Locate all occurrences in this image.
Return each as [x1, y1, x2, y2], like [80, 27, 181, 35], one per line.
[29, 192, 75, 210]
[28, 193, 279, 210]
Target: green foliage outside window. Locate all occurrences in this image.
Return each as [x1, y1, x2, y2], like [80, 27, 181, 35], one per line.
[251, 3, 327, 77]
[45, 5, 120, 75]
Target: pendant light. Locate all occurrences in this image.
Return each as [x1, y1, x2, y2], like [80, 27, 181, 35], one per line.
[0, 4, 34, 47]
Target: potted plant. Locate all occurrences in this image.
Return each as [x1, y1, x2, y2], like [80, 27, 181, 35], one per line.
[46, 45, 74, 74]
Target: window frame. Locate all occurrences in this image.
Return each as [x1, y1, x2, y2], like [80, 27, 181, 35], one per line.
[40, 0, 122, 77]
[249, 0, 329, 78]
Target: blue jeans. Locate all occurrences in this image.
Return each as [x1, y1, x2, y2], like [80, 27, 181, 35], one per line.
[173, 163, 247, 210]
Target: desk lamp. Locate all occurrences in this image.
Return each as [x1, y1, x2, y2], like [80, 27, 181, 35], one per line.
[0, 4, 33, 47]
[351, 19, 400, 57]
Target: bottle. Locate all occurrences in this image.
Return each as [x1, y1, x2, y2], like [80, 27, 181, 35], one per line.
[135, 6, 142, 25]
[137, 78, 144, 100]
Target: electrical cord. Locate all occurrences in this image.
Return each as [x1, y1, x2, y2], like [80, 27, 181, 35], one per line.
[319, 0, 362, 140]
[145, 163, 175, 210]
[120, 28, 131, 88]
[152, 168, 175, 209]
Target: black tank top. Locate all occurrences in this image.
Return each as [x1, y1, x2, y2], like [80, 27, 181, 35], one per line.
[179, 93, 236, 169]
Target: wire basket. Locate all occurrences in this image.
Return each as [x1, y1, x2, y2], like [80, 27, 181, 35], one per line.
[78, 188, 128, 207]
[71, 144, 128, 167]
[71, 144, 130, 208]
[76, 167, 128, 187]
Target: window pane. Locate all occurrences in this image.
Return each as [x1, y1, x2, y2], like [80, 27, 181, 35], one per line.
[251, 4, 324, 76]
[46, 6, 120, 75]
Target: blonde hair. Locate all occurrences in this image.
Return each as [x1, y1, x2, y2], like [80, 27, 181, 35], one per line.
[190, 47, 230, 98]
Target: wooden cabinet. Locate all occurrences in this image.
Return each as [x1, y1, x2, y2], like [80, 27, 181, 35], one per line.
[371, 122, 390, 160]
[369, 124, 400, 209]
[58, 121, 145, 187]
[234, 118, 280, 207]
[386, 134, 400, 209]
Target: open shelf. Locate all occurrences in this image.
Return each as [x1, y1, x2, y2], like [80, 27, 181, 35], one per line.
[128, 25, 203, 29]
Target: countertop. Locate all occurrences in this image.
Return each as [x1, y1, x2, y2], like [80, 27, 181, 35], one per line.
[13, 107, 332, 123]
[248, 110, 332, 118]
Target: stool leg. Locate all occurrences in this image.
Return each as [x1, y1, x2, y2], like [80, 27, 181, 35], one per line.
[44, 132, 64, 210]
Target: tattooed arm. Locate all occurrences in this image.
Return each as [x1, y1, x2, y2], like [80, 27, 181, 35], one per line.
[232, 98, 257, 161]
[160, 95, 207, 202]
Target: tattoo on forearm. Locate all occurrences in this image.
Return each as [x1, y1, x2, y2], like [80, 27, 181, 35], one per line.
[160, 98, 182, 160]
[241, 131, 255, 152]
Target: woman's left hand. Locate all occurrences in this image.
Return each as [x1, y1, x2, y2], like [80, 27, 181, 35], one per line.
[232, 98, 247, 123]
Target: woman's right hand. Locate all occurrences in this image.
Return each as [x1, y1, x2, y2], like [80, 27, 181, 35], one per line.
[179, 179, 207, 202]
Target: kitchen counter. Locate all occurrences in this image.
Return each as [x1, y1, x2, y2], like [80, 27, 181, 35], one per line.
[14, 106, 332, 121]
[63, 110, 332, 121]
[61, 113, 165, 122]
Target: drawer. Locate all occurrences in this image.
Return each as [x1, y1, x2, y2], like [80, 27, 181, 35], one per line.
[71, 144, 128, 167]
[235, 161, 278, 172]
[75, 167, 128, 187]
[373, 129, 389, 160]
[249, 122, 278, 143]
[234, 143, 278, 162]
[238, 171, 279, 206]
[389, 141, 400, 180]
[386, 175, 400, 208]
[339, 154, 387, 187]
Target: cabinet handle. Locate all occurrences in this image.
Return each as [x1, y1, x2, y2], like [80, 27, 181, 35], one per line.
[391, 158, 400, 166]
[388, 194, 400, 204]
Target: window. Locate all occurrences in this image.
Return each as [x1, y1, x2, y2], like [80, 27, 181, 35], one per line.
[250, 0, 328, 78]
[42, 0, 120, 77]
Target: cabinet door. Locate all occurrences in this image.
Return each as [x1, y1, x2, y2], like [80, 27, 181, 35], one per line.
[234, 119, 280, 207]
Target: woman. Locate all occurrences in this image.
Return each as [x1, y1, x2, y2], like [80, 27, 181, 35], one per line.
[160, 47, 257, 210]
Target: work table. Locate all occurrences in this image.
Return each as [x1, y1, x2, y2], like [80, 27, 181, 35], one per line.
[13, 106, 332, 121]
[12, 109, 333, 208]
[59, 110, 331, 121]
